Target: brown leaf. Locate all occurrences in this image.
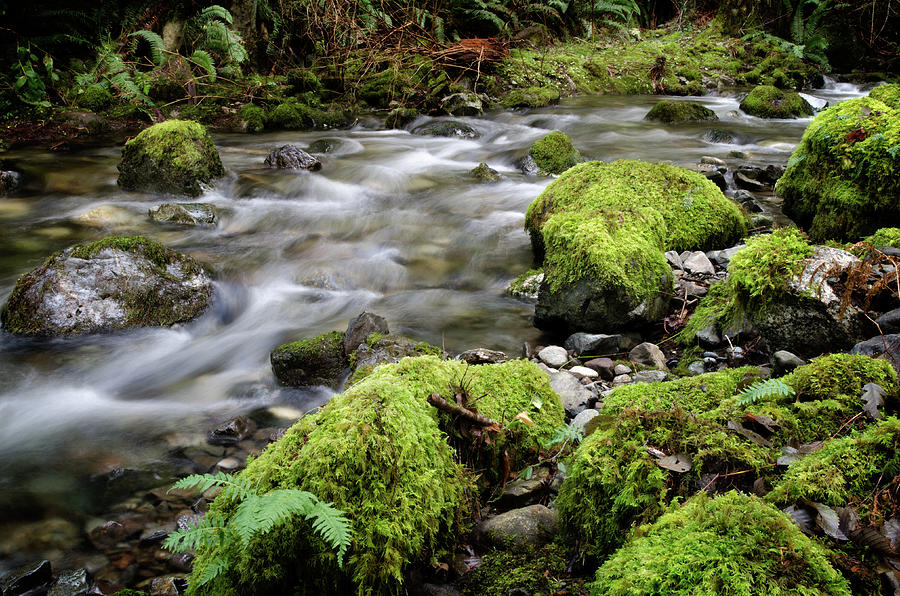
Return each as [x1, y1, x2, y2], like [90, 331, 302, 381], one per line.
[862, 382, 886, 421]
[727, 420, 773, 447]
[514, 411, 535, 427]
[654, 453, 692, 473]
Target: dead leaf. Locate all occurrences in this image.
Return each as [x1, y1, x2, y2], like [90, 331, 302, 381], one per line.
[743, 413, 779, 434]
[514, 411, 535, 427]
[885, 518, 900, 551]
[654, 453, 692, 473]
[784, 505, 815, 535]
[798, 441, 824, 454]
[811, 501, 849, 541]
[728, 420, 774, 447]
[862, 382, 886, 420]
[851, 526, 895, 555]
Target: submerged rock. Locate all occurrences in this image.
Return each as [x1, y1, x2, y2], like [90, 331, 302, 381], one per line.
[1, 236, 212, 336]
[645, 99, 718, 123]
[263, 144, 322, 170]
[385, 107, 419, 130]
[739, 85, 814, 119]
[499, 86, 560, 109]
[0, 170, 20, 195]
[148, 202, 217, 226]
[413, 120, 480, 139]
[117, 120, 225, 197]
[1, 560, 53, 596]
[470, 162, 501, 182]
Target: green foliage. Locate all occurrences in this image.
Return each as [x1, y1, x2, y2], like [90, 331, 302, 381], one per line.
[188, 5, 248, 68]
[76, 84, 113, 112]
[862, 227, 900, 250]
[591, 491, 851, 595]
[239, 103, 266, 133]
[11, 44, 59, 108]
[546, 423, 584, 447]
[499, 86, 561, 109]
[163, 472, 352, 590]
[129, 30, 166, 67]
[735, 378, 796, 406]
[528, 131, 581, 175]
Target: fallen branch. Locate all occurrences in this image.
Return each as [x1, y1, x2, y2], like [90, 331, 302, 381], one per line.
[428, 393, 500, 428]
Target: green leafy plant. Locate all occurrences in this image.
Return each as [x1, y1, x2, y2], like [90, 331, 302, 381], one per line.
[12, 44, 58, 107]
[162, 472, 352, 589]
[188, 5, 248, 69]
[735, 377, 796, 406]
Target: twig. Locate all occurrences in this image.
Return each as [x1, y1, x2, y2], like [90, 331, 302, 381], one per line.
[427, 393, 500, 427]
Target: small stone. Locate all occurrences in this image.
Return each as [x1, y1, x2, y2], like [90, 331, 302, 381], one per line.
[216, 457, 241, 471]
[207, 416, 255, 446]
[548, 370, 592, 417]
[470, 162, 501, 182]
[700, 156, 726, 166]
[629, 342, 668, 370]
[176, 513, 202, 532]
[612, 374, 632, 386]
[632, 370, 669, 384]
[665, 250, 684, 270]
[0, 170, 21, 196]
[343, 312, 389, 355]
[681, 251, 716, 275]
[264, 145, 322, 170]
[168, 553, 194, 573]
[570, 408, 599, 432]
[688, 361, 706, 376]
[613, 363, 632, 376]
[457, 348, 508, 364]
[583, 357, 616, 380]
[1, 560, 53, 596]
[537, 345, 569, 369]
[148, 203, 217, 226]
[569, 365, 599, 380]
[478, 505, 558, 548]
[876, 308, 900, 334]
[701, 169, 727, 192]
[48, 568, 89, 596]
[773, 350, 806, 375]
[150, 576, 184, 596]
[706, 245, 744, 268]
[564, 332, 622, 356]
[440, 92, 483, 117]
[703, 356, 718, 368]
[696, 324, 722, 349]
[499, 477, 547, 508]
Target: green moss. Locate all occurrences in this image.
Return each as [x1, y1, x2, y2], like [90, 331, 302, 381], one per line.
[76, 84, 113, 112]
[525, 160, 747, 328]
[117, 120, 224, 197]
[269, 102, 354, 131]
[385, 107, 418, 129]
[238, 103, 266, 133]
[776, 89, 900, 242]
[528, 131, 581, 175]
[739, 85, 814, 118]
[680, 228, 814, 344]
[270, 330, 348, 388]
[68, 235, 182, 271]
[499, 86, 560, 109]
[470, 162, 501, 182]
[768, 417, 900, 524]
[286, 68, 323, 94]
[461, 544, 568, 596]
[868, 83, 900, 110]
[645, 100, 718, 123]
[862, 227, 900, 249]
[737, 53, 812, 89]
[189, 355, 564, 595]
[591, 491, 851, 595]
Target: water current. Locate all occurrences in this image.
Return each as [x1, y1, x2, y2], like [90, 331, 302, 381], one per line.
[0, 78, 870, 571]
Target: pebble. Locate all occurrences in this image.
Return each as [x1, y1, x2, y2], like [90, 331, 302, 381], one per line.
[773, 350, 806, 375]
[216, 457, 241, 471]
[700, 156, 726, 166]
[613, 363, 632, 376]
[629, 342, 668, 370]
[583, 357, 616, 380]
[688, 361, 706, 376]
[664, 250, 684, 270]
[537, 345, 569, 368]
[570, 409, 600, 432]
[569, 365, 599, 379]
[681, 251, 716, 275]
[612, 374, 633, 386]
[632, 370, 669, 384]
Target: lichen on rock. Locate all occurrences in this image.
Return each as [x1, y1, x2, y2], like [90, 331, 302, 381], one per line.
[1, 235, 212, 336]
[117, 120, 225, 197]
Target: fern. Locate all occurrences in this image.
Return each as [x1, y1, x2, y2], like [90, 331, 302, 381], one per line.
[163, 472, 353, 588]
[191, 5, 248, 67]
[130, 30, 166, 67]
[190, 50, 217, 81]
[735, 378, 796, 407]
[544, 424, 584, 447]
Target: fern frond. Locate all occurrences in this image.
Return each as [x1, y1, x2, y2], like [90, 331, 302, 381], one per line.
[199, 4, 233, 24]
[193, 554, 230, 587]
[736, 378, 795, 406]
[190, 49, 217, 80]
[129, 30, 166, 66]
[162, 511, 233, 553]
[168, 471, 255, 501]
[305, 499, 353, 567]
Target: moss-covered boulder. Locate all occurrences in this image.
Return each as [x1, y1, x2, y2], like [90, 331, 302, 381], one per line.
[76, 84, 113, 112]
[413, 120, 480, 139]
[117, 120, 224, 197]
[524, 160, 747, 333]
[461, 544, 568, 596]
[527, 131, 581, 175]
[776, 85, 900, 242]
[346, 334, 444, 386]
[187, 355, 564, 595]
[1, 236, 212, 336]
[238, 103, 266, 133]
[499, 86, 561, 109]
[591, 491, 851, 595]
[268, 102, 355, 131]
[739, 85, 814, 118]
[645, 99, 718, 123]
[270, 331, 348, 389]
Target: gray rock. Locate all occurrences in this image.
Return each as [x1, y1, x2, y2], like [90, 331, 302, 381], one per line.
[413, 120, 480, 139]
[538, 345, 569, 368]
[440, 92, 483, 117]
[264, 144, 322, 170]
[207, 416, 255, 446]
[613, 363, 632, 376]
[548, 370, 592, 417]
[478, 504, 558, 548]
[507, 271, 543, 303]
[569, 365, 599, 380]
[499, 476, 548, 508]
[570, 408, 599, 432]
[773, 350, 806, 375]
[706, 245, 744, 268]
[1, 560, 52, 596]
[665, 250, 684, 270]
[629, 342, 667, 370]
[633, 370, 669, 383]
[470, 162, 501, 182]
[682, 251, 716, 275]
[700, 156, 726, 166]
[701, 168, 727, 192]
[0, 237, 212, 336]
[347, 335, 442, 385]
[583, 357, 616, 380]
[457, 348, 508, 364]
[687, 361, 706, 376]
[703, 129, 735, 144]
[734, 171, 769, 192]
[149, 202, 217, 226]
[564, 332, 622, 356]
[851, 334, 900, 374]
[48, 569, 89, 596]
[876, 308, 900, 334]
[696, 324, 722, 349]
[612, 373, 632, 386]
[343, 312, 390, 355]
[520, 154, 540, 176]
[0, 170, 20, 196]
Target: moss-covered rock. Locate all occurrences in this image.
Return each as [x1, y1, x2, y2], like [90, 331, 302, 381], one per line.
[413, 120, 480, 139]
[187, 355, 564, 595]
[117, 120, 224, 197]
[76, 84, 113, 112]
[645, 99, 718, 123]
[499, 86, 560, 109]
[385, 107, 419, 130]
[148, 202, 217, 226]
[238, 103, 266, 133]
[528, 131, 581, 175]
[739, 84, 814, 118]
[863, 227, 900, 249]
[1, 236, 212, 336]
[524, 160, 747, 333]
[270, 331, 348, 389]
[286, 68, 323, 95]
[590, 491, 851, 595]
[346, 334, 443, 386]
[776, 85, 900, 242]
[461, 544, 568, 596]
[470, 162, 501, 182]
[268, 102, 355, 131]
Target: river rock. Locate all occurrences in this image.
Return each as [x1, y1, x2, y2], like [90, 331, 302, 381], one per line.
[343, 311, 389, 355]
[48, 568, 89, 596]
[570, 408, 599, 432]
[563, 332, 622, 357]
[537, 345, 569, 368]
[118, 120, 224, 197]
[851, 334, 900, 374]
[149, 203, 217, 226]
[457, 348, 508, 364]
[739, 85, 814, 119]
[346, 334, 442, 385]
[681, 251, 716, 275]
[507, 270, 543, 303]
[440, 92, 483, 117]
[207, 416, 255, 446]
[519, 154, 539, 176]
[665, 250, 684, 270]
[1, 170, 20, 195]
[696, 324, 722, 349]
[263, 145, 322, 170]
[707, 245, 744, 268]
[632, 370, 669, 384]
[644, 100, 718, 123]
[876, 308, 900, 334]
[0, 518, 80, 557]
[773, 350, 806, 375]
[569, 365, 599, 380]
[478, 504, 558, 548]
[703, 128, 735, 144]
[470, 162, 501, 182]
[629, 342, 667, 370]
[0, 236, 212, 336]
[413, 120, 480, 139]
[548, 370, 592, 417]
[1, 560, 53, 596]
[270, 331, 347, 389]
[583, 357, 615, 380]
[385, 108, 419, 130]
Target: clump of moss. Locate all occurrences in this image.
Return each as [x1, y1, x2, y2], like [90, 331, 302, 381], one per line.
[776, 86, 900, 242]
[461, 544, 569, 596]
[270, 330, 348, 389]
[591, 491, 851, 595]
[499, 86, 560, 109]
[268, 102, 354, 130]
[739, 85, 814, 118]
[286, 68, 323, 94]
[862, 227, 900, 249]
[524, 160, 747, 332]
[528, 131, 581, 175]
[680, 227, 814, 345]
[238, 103, 266, 133]
[117, 120, 224, 197]
[385, 107, 418, 129]
[645, 100, 718, 123]
[188, 355, 564, 595]
[869, 83, 900, 109]
[76, 84, 113, 112]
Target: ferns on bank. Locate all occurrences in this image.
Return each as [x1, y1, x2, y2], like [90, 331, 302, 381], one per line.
[735, 378, 796, 407]
[129, 30, 166, 67]
[163, 472, 353, 589]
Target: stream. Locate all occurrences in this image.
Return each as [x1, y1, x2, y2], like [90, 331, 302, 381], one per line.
[0, 78, 871, 577]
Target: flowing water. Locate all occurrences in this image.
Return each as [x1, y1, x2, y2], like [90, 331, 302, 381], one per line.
[0, 79, 871, 572]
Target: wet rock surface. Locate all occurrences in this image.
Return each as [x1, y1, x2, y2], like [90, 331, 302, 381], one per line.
[263, 144, 322, 170]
